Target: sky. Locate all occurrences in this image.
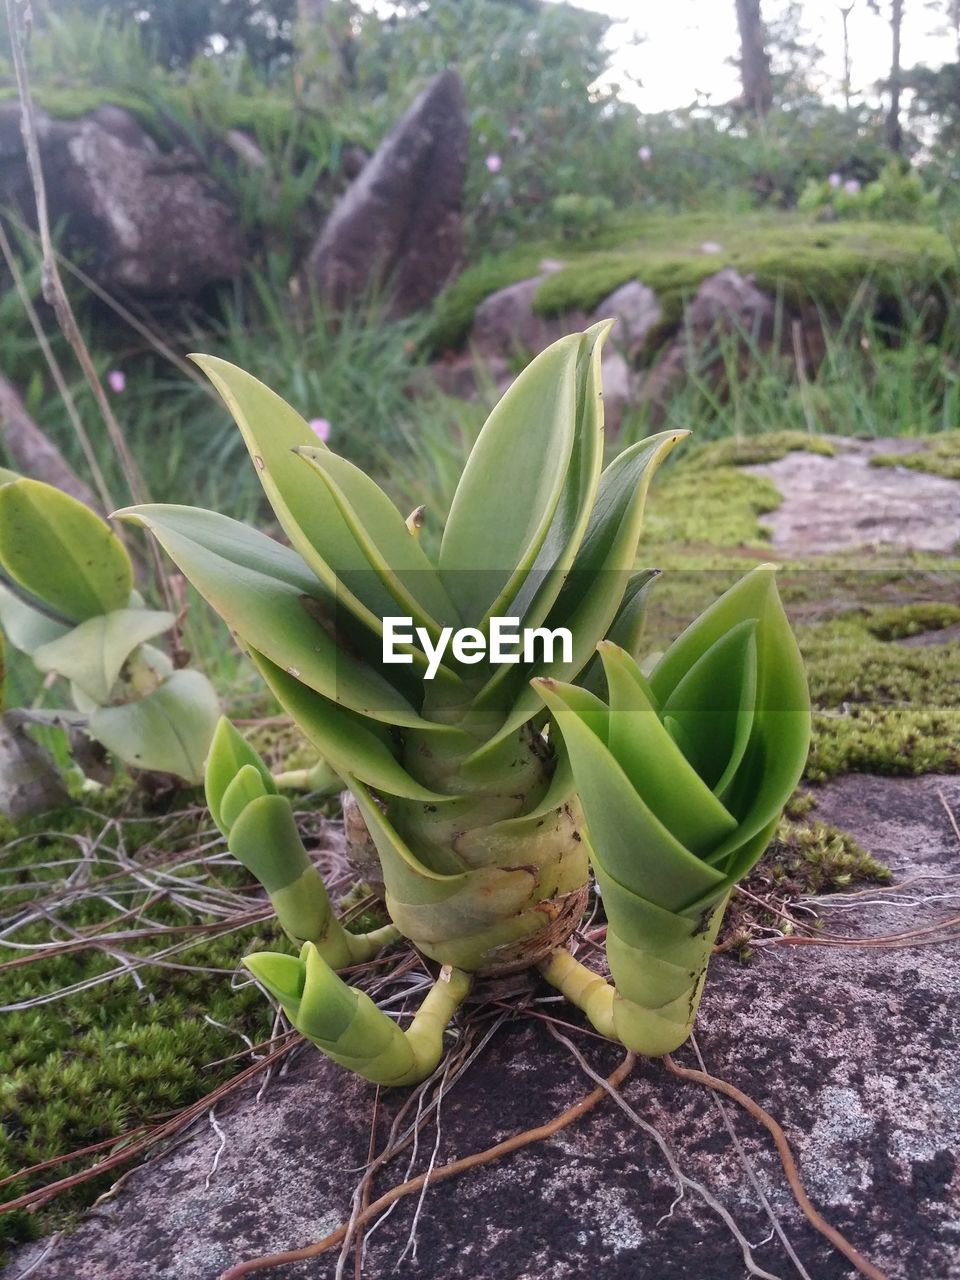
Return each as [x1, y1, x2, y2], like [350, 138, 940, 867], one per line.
[545, 0, 959, 112]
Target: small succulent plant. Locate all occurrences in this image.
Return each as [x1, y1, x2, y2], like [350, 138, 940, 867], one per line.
[0, 473, 218, 785]
[123, 324, 809, 1084]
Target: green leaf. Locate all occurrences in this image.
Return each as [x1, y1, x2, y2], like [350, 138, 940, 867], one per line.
[468, 429, 686, 764]
[31, 609, 175, 705]
[190, 355, 411, 637]
[659, 620, 759, 794]
[205, 715, 277, 833]
[599, 642, 738, 859]
[119, 505, 445, 724]
[0, 583, 71, 654]
[439, 334, 582, 626]
[472, 322, 610, 708]
[90, 669, 219, 783]
[0, 479, 132, 621]
[294, 447, 460, 634]
[535, 679, 725, 911]
[250, 650, 452, 802]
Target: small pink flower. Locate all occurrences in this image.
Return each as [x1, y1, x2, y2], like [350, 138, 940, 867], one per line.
[308, 417, 331, 442]
[485, 154, 503, 174]
[828, 172, 842, 189]
[844, 178, 861, 195]
[638, 145, 652, 164]
[509, 126, 523, 142]
[107, 369, 126, 394]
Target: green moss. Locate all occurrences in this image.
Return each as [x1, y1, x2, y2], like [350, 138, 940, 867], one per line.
[644, 465, 782, 549]
[682, 431, 836, 470]
[852, 601, 960, 640]
[0, 794, 290, 1249]
[432, 213, 958, 350]
[871, 431, 960, 480]
[807, 706, 960, 780]
[719, 807, 891, 956]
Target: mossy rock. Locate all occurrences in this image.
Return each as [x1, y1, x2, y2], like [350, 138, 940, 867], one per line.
[871, 430, 960, 480]
[431, 214, 957, 350]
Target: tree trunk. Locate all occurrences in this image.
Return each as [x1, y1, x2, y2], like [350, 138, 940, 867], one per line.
[840, 4, 856, 110]
[886, 0, 904, 153]
[735, 0, 773, 117]
[0, 374, 99, 510]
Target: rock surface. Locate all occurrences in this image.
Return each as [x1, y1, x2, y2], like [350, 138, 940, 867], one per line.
[470, 271, 586, 360]
[305, 71, 468, 316]
[6, 775, 959, 1280]
[592, 278, 662, 362]
[749, 438, 960, 554]
[0, 103, 246, 297]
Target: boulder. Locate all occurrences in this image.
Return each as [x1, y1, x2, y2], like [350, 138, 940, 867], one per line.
[7, 773, 958, 1280]
[0, 103, 246, 298]
[304, 71, 468, 316]
[591, 279, 662, 362]
[470, 273, 587, 361]
[640, 268, 774, 420]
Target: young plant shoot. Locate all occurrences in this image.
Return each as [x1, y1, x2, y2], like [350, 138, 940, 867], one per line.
[122, 325, 810, 1084]
[0, 475, 219, 785]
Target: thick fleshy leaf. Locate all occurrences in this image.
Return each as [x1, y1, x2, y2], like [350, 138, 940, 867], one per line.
[599, 642, 737, 858]
[468, 430, 686, 763]
[659, 620, 758, 793]
[439, 335, 582, 626]
[191, 355, 417, 635]
[32, 609, 175, 704]
[472, 322, 610, 709]
[295, 447, 459, 634]
[535, 679, 725, 911]
[0, 583, 71, 654]
[705, 585, 810, 862]
[90, 669, 219, 783]
[204, 716, 277, 833]
[0, 479, 132, 621]
[119, 505, 445, 721]
[250, 651, 452, 802]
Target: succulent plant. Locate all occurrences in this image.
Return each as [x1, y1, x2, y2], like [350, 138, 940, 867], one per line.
[0, 474, 219, 786]
[122, 324, 809, 1084]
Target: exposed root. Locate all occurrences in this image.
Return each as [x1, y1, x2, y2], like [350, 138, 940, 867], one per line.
[662, 1053, 891, 1280]
[216, 1050, 636, 1280]
[546, 1024, 783, 1280]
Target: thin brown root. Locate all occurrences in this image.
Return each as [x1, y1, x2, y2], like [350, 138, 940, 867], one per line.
[662, 1054, 891, 1280]
[217, 1050, 635, 1280]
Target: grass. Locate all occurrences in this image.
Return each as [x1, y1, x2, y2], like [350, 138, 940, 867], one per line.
[429, 212, 960, 349]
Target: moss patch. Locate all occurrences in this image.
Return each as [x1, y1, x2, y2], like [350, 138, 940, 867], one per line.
[431, 213, 958, 349]
[719, 804, 892, 957]
[871, 431, 960, 480]
[681, 431, 836, 470]
[0, 791, 296, 1251]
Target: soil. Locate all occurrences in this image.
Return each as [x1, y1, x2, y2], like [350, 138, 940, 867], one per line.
[5, 774, 959, 1280]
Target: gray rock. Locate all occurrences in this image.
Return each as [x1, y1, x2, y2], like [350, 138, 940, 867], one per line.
[748, 437, 960, 554]
[599, 348, 634, 434]
[0, 103, 246, 298]
[7, 774, 959, 1280]
[591, 279, 662, 362]
[470, 274, 587, 360]
[640, 268, 776, 421]
[305, 71, 468, 316]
